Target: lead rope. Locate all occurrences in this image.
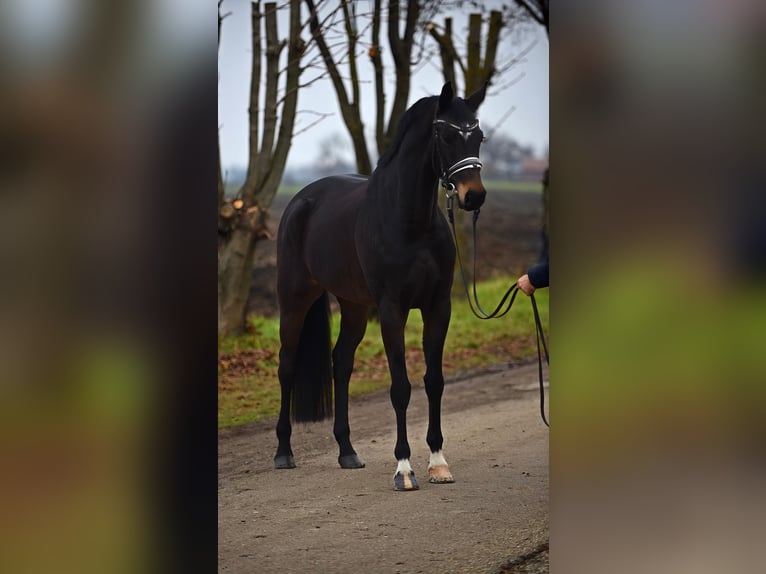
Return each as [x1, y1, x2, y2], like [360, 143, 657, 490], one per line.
[531, 292, 549, 426]
[447, 200, 549, 427]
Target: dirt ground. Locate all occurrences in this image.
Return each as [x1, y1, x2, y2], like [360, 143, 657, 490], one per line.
[248, 188, 545, 316]
[218, 363, 549, 574]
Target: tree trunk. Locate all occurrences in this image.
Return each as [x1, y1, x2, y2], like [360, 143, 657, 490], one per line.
[218, 226, 259, 335]
[218, 0, 302, 335]
[427, 18, 457, 91]
[218, 3, 226, 214]
[371, 0, 386, 157]
[381, 0, 419, 153]
[304, 0, 372, 175]
[428, 11, 502, 96]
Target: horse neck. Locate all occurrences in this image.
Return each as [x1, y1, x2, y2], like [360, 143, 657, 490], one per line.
[372, 131, 440, 237]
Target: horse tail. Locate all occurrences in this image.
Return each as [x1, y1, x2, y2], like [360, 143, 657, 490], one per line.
[292, 292, 333, 422]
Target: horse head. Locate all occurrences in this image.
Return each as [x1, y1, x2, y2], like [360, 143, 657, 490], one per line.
[434, 81, 488, 211]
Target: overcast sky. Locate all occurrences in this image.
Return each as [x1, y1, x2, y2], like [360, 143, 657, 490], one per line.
[218, 0, 549, 171]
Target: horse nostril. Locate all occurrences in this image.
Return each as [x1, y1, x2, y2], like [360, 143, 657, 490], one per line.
[464, 189, 486, 210]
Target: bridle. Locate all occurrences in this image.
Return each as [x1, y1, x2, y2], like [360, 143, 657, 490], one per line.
[434, 117, 550, 428]
[432, 118, 483, 210]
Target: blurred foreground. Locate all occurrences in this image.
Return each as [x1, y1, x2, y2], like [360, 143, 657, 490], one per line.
[553, 2, 766, 572]
[1, 2, 215, 573]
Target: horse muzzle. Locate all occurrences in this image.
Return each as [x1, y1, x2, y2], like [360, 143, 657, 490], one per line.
[461, 187, 486, 211]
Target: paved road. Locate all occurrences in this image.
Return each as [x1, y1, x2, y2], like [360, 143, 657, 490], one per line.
[218, 364, 549, 574]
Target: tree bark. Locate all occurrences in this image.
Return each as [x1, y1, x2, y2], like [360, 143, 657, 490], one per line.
[243, 2, 262, 198]
[482, 11, 503, 88]
[427, 18, 457, 92]
[218, 3, 227, 214]
[382, 0, 419, 152]
[304, 0, 372, 175]
[253, 4, 282, 197]
[259, 0, 302, 208]
[465, 13, 482, 95]
[429, 11, 503, 96]
[371, 0, 386, 156]
[218, 0, 302, 335]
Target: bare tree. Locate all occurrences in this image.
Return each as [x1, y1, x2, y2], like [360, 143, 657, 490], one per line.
[370, 0, 434, 156]
[514, 0, 549, 37]
[426, 10, 504, 96]
[303, 0, 442, 173]
[218, 1, 230, 225]
[304, 0, 373, 174]
[218, 0, 303, 336]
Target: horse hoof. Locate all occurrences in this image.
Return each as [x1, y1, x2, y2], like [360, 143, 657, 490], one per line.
[428, 465, 455, 484]
[393, 471, 419, 491]
[338, 454, 366, 469]
[274, 454, 296, 469]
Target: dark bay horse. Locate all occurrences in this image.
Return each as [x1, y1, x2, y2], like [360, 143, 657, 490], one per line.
[274, 82, 487, 491]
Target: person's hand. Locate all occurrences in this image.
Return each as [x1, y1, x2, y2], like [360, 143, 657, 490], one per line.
[517, 273, 536, 296]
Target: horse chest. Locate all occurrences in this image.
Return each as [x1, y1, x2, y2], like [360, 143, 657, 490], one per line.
[405, 252, 445, 306]
[362, 242, 448, 308]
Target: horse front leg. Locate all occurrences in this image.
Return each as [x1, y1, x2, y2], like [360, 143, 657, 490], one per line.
[421, 295, 455, 484]
[379, 301, 418, 491]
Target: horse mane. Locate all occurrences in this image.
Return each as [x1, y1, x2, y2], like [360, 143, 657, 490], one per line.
[376, 96, 438, 169]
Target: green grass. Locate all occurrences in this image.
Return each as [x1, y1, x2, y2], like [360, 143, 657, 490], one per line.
[218, 276, 548, 429]
[484, 180, 542, 193]
[277, 184, 303, 195]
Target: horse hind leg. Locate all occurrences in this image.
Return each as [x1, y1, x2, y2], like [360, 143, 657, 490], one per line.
[275, 197, 330, 469]
[333, 298, 369, 469]
[274, 289, 324, 469]
[274, 306, 303, 469]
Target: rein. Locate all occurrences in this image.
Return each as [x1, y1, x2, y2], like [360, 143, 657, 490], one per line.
[446, 199, 550, 428]
[432, 116, 549, 426]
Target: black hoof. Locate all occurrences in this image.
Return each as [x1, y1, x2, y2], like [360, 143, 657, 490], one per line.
[338, 454, 365, 469]
[274, 454, 296, 469]
[393, 471, 419, 491]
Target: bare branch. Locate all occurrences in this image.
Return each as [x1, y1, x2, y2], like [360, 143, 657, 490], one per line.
[240, 2, 262, 202]
[491, 70, 527, 93]
[513, 0, 549, 36]
[304, 0, 351, 108]
[484, 105, 517, 141]
[292, 110, 335, 137]
[493, 37, 539, 76]
[371, 0, 385, 154]
[259, 0, 303, 209]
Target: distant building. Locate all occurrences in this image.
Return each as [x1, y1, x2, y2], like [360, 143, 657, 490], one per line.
[519, 158, 548, 182]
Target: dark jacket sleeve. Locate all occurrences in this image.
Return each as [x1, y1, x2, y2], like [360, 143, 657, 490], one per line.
[527, 259, 549, 289]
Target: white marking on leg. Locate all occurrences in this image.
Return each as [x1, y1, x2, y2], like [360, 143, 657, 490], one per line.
[394, 458, 413, 477]
[428, 450, 448, 470]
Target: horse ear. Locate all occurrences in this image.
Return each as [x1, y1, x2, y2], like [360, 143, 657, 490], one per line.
[466, 81, 488, 112]
[438, 82, 454, 113]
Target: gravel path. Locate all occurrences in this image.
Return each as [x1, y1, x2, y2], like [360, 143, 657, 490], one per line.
[218, 364, 549, 574]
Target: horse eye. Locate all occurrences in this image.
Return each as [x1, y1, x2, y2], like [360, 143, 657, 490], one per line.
[443, 130, 459, 142]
